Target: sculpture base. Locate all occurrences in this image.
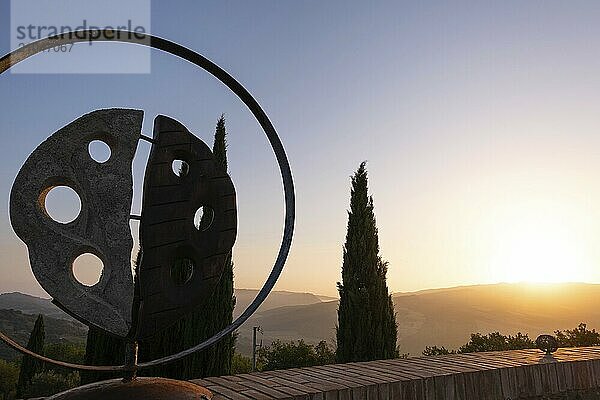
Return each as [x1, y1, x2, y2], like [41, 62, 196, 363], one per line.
[48, 377, 212, 400]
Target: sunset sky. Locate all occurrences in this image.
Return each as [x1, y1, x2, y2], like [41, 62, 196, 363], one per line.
[1, 1, 600, 297]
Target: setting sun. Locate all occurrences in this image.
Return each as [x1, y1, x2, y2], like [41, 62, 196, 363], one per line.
[488, 208, 593, 284]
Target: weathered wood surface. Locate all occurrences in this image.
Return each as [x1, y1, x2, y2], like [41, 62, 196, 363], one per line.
[191, 347, 600, 400]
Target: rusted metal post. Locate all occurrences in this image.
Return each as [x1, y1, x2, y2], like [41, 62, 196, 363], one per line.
[123, 340, 139, 382]
[252, 326, 260, 372]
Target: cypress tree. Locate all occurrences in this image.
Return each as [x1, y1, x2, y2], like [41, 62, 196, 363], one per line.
[139, 115, 236, 378]
[213, 115, 228, 171]
[336, 162, 398, 363]
[16, 314, 45, 397]
[80, 327, 126, 384]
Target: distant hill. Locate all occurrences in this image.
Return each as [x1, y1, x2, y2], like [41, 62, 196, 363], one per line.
[0, 289, 330, 361]
[234, 289, 327, 317]
[235, 300, 339, 356]
[0, 292, 70, 320]
[5, 283, 600, 359]
[390, 282, 600, 356]
[0, 290, 327, 321]
[235, 282, 600, 357]
[316, 295, 338, 302]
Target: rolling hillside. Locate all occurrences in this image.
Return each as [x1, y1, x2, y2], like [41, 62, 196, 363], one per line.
[4, 283, 600, 359]
[0, 292, 71, 320]
[235, 283, 600, 356]
[0, 309, 87, 360]
[233, 289, 326, 317]
[0, 289, 330, 360]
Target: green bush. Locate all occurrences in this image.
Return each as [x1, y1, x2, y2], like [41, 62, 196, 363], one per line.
[231, 353, 252, 374]
[458, 331, 534, 353]
[44, 342, 85, 365]
[423, 331, 535, 355]
[258, 340, 335, 371]
[0, 359, 19, 400]
[22, 371, 79, 398]
[422, 345, 455, 356]
[555, 323, 600, 347]
[423, 323, 600, 355]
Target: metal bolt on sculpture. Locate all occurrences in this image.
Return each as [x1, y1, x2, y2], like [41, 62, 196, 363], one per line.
[0, 30, 295, 399]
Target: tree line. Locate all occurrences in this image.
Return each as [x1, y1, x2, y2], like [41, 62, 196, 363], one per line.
[423, 323, 600, 356]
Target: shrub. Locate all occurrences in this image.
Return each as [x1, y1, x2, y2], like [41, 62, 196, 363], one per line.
[22, 371, 79, 398]
[258, 340, 335, 371]
[231, 353, 252, 374]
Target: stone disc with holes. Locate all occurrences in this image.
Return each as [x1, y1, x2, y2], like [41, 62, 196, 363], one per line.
[9, 109, 141, 337]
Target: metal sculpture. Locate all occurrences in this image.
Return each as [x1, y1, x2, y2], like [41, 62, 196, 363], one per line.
[0, 29, 295, 397]
[536, 334, 559, 355]
[10, 109, 239, 342]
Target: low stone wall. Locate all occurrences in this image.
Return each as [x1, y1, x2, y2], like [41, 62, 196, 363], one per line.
[192, 347, 600, 399]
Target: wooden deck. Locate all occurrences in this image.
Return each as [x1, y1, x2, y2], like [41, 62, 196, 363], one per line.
[191, 347, 600, 399]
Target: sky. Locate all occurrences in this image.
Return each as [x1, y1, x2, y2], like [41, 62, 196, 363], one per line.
[1, 1, 600, 297]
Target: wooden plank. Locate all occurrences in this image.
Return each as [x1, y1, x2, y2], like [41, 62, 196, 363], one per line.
[462, 371, 480, 399]
[268, 376, 323, 396]
[312, 365, 388, 385]
[299, 367, 366, 389]
[376, 382, 390, 400]
[361, 361, 429, 380]
[434, 374, 455, 400]
[271, 385, 310, 400]
[364, 384, 379, 400]
[498, 367, 513, 399]
[479, 369, 503, 400]
[591, 359, 600, 387]
[453, 373, 467, 400]
[416, 376, 431, 400]
[386, 381, 402, 400]
[205, 376, 248, 392]
[238, 374, 281, 388]
[327, 362, 410, 382]
[572, 360, 593, 390]
[555, 361, 568, 392]
[209, 385, 255, 400]
[237, 379, 294, 399]
[531, 364, 544, 396]
[241, 389, 283, 400]
[350, 386, 366, 400]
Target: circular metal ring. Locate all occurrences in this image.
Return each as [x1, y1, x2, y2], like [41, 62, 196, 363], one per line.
[0, 29, 295, 371]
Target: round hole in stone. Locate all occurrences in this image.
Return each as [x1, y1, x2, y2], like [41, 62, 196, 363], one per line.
[171, 258, 195, 286]
[88, 140, 111, 163]
[194, 206, 214, 231]
[73, 253, 104, 287]
[44, 186, 81, 224]
[172, 159, 189, 178]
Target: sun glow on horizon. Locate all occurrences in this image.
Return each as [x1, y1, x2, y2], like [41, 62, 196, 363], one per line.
[486, 203, 594, 284]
